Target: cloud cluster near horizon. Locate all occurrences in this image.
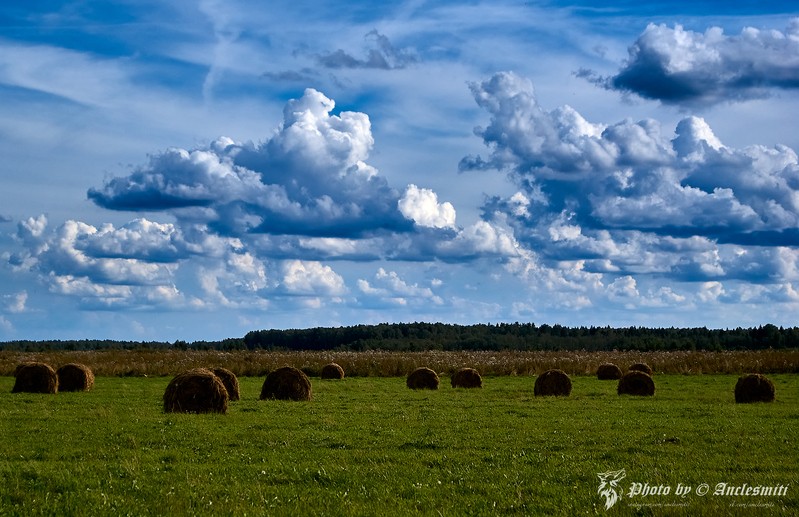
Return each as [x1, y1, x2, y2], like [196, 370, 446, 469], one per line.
[580, 18, 799, 106]
[462, 71, 799, 292]
[9, 87, 519, 311]
[18, 67, 799, 316]
[13, 71, 799, 317]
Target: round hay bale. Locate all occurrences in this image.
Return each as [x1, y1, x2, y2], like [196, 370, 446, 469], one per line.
[451, 367, 482, 388]
[734, 374, 775, 403]
[617, 371, 655, 396]
[56, 363, 95, 392]
[534, 369, 572, 397]
[320, 362, 345, 380]
[163, 368, 229, 414]
[596, 363, 623, 380]
[628, 362, 653, 376]
[260, 366, 312, 401]
[12, 362, 58, 394]
[407, 367, 439, 390]
[211, 367, 240, 401]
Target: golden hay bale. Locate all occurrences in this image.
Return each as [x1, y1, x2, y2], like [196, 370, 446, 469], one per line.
[534, 369, 572, 397]
[163, 368, 229, 414]
[212, 367, 240, 401]
[56, 363, 95, 392]
[734, 374, 776, 403]
[617, 371, 655, 396]
[451, 367, 482, 388]
[260, 366, 312, 401]
[597, 363, 623, 380]
[320, 362, 345, 380]
[12, 362, 58, 394]
[629, 362, 653, 375]
[407, 367, 439, 390]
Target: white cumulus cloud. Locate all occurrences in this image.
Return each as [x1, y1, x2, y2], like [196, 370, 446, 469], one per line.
[587, 19, 799, 107]
[399, 184, 456, 229]
[466, 71, 799, 287]
[281, 260, 346, 296]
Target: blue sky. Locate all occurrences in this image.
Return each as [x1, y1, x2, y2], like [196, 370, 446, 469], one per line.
[2, 0, 799, 341]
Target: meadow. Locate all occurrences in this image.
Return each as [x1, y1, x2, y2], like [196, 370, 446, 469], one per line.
[1, 359, 797, 516]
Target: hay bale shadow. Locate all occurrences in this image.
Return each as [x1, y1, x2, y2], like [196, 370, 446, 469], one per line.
[260, 366, 312, 401]
[57, 363, 95, 392]
[451, 367, 482, 388]
[734, 373, 775, 403]
[618, 371, 655, 396]
[163, 368, 229, 413]
[320, 363, 345, 380]
[407, 367, 439, 390]
[629, 363, 653, 376]
[13, 362, 58, 394]
[212, 367, 240, 401]
[596, 363, 622, 380]
[534, 369, 572, 397]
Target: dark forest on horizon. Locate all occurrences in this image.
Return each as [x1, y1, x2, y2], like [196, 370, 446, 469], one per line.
[1, 322, 798, 352]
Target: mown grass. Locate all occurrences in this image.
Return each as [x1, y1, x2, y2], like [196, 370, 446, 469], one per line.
[0, 374, 797, 516]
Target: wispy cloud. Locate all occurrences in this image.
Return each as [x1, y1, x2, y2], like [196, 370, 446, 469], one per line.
[316, 30, 417, 70]
[3, 291, 27, 313]
[262, 68, 319, 83]
[0, 41, 131, 107]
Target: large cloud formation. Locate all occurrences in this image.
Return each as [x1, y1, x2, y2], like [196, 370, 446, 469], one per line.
[463, 72, 799, 289]
[89, 88, 413, 238]
[582, 19, 799, 106]
[87, 87, 520, 263]
[9, 88, 521, 312]
[9, 70, 798, 325]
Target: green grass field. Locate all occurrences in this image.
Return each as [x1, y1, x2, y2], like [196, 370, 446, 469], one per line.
[1, 374, 796, 516]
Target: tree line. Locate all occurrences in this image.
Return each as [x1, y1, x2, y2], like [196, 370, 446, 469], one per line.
[1, 322, 798, 352]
